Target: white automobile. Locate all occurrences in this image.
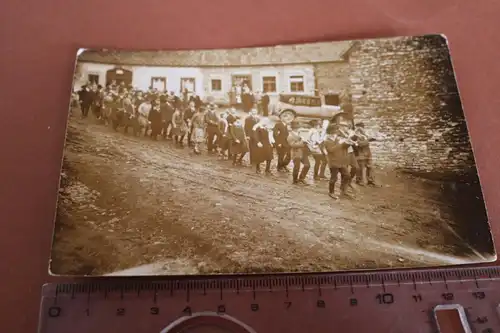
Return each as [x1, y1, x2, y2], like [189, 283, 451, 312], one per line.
[272, 93, 343, 123]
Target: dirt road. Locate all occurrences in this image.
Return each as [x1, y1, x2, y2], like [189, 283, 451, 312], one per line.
[50, 113, 487, 276]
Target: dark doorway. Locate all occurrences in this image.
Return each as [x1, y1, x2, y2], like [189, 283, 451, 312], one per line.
[106, 68, 133, 87]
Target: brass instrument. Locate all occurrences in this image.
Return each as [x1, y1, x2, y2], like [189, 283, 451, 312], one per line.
[356, 127, 388, 141]
[354, 128, 369, 141]
[338, 128, 359, 146]
[305, 139, 319, 152]
[307, 141, 327, 155]
[305, 130, 327, 154]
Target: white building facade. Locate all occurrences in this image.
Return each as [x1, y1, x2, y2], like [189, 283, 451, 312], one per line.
[74, 62, 316, 105]
[201, 64, 315, 105]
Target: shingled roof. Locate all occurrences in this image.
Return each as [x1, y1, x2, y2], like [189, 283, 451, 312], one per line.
[78, 41, 353, 67]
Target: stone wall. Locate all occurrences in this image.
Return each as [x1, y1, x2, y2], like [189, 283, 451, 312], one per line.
[313, 61, 350, 95]
[348, 35, 475, 175]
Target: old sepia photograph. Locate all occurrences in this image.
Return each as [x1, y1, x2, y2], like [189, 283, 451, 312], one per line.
[50, 34, 496, 276]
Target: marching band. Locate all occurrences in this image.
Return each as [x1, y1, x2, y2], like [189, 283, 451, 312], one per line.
[74, 82, 383, 200]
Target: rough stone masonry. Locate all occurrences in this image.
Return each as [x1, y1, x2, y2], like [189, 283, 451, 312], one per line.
[348, 35, 476, 177]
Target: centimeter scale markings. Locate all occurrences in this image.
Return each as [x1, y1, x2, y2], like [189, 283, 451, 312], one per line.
[39, 266, 500, 333]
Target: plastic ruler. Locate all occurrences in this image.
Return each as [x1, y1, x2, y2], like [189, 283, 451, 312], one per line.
[38, 266, 500, 333]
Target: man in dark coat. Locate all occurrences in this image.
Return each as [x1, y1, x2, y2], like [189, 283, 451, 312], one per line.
[160, 97, 175, 139]
[148, 100, 163, 140]
[323, 123, 352, 199]
[228, 116, 249, 165]
[91, 85, 104, 119]
[78, 84, 93, 118]
[244, 110, 260, 164]
[184, 101, 196, 146]
[204, 103, 220, 153]
[261, 92, 270, 117]
[226, 108, 237, 125]
[242, 91, 254, 113]
[252, 118, 274, 174]
[273, 119, 291, 172]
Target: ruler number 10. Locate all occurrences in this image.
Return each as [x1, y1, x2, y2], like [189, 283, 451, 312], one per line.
[376, 293, 394, 305]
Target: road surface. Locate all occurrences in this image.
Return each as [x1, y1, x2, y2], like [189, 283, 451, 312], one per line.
[50, 113, 487, 276]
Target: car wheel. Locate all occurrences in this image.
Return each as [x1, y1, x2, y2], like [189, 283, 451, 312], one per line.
[280, 110, 296, 123]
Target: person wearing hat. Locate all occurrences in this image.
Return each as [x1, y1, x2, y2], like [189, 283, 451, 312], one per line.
[190, 105, 206, 154]
[110, 93, 126, 131]
[171, 106, 188, 147]
[273, 115, 291, 172]
[229, 116, 249, 166]
[204, 103, 220, 153]
[353, 122, 381, 187]
[183, 101, 197, 147]
[241, 83, 254, 113]
[121, 96, 136, 135]
[101, 91, 114, 126]
[252, 117, 274, 174]
[216, 112, 231, 159]
[137, 98, 153, 136]
[160, 97, 175, 140]
[331, 104, 359, 186]
[91, 84, 104, 119]
[173, 93, 182, 110]
[261, 91, 270, 117]
[224, 108, 238, 157]
[307, 119, 328, 180]
[244, 109, 260, 164]
[226, 108, 237, 125]
[148, 99, 163, 140]
[323, 123, 353, 199]
[78, 84, 93, 118]
[287, 121, 311, 185]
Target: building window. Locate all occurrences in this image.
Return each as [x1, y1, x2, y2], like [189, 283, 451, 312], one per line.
[211, 79, 222, 91]
[88, 74, 99, 84]
[181, 78, 196, 93]
[151, 77, 167, 91]
[262, 76, 277, 93]
[289, 75, 304, 92]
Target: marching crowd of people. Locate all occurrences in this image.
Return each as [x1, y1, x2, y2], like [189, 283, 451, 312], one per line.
[73, 81, 382, 200]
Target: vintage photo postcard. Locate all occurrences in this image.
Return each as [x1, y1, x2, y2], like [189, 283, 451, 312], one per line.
[50, 34, 496, 276]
